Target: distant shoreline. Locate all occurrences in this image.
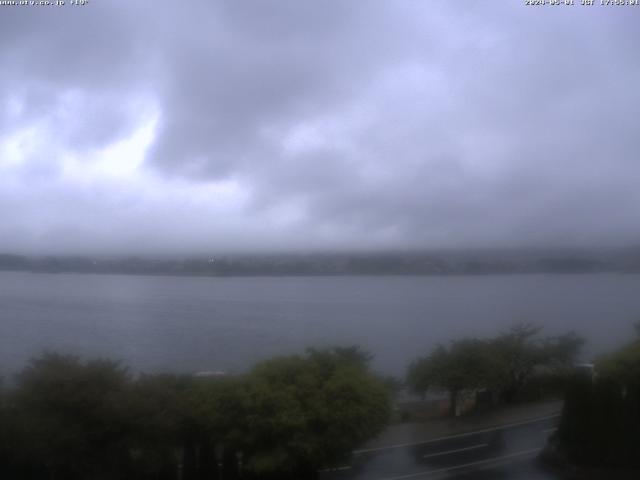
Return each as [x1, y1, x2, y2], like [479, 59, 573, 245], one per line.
[2, 268, 639, 280]
[2, 249, 640, 278]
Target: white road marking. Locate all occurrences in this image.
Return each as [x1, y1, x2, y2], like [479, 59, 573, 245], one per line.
[318, 465, 352, 473]
[422, 443, 488, 459]
[354, 414, 559, 454]
[378, 447, 542, 480]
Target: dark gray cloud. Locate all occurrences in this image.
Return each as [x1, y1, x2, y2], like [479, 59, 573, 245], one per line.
[1, 1, 639, 254]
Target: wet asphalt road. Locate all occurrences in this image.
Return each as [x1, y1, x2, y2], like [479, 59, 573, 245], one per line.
[320, 415, 563, 480]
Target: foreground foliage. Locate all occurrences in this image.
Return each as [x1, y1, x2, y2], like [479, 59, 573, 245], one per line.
[0, 347, 390, 480]
[557, 325, 640, 469]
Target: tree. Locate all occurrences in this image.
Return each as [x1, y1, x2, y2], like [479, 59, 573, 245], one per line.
[236, 348, 391, 479]
[182, 375, 247, 480]
[127, 374, 194, 480]
[307, 345, 374, 371]
[12, 352, 135, 479]
[406, 357, 433, 400]
[0, 378, 20, 477]
[556, 324, 640, 469]
[491, 324, 583, 403]
[490, 323, 544, 403]
[596, 330, 640, 386]
[407, 339, 498, 416]
[406, 325, 585, 415]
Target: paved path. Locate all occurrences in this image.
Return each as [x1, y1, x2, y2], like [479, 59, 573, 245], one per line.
[320, 400, 564, 480]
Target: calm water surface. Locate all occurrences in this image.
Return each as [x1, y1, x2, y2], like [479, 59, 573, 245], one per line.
[1, 272, 639, 376]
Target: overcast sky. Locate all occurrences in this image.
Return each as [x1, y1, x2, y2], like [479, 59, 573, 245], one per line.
[1, 1, 639, 255]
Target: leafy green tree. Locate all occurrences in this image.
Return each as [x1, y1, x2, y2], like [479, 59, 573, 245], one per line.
[491, 324, 583, 403]
[129, 373, 250, 480]
[407, 339, 498, 416]
[490, 324, 544, 403]
[127, 374, 194, 479]
[237, 348, 391, 479]
[182, 375, 247, 480]
[407, 325, 584, 414]
[596, 332, 640, 387]
[12, 352, 135, 479]
[429, 338, 496, 416]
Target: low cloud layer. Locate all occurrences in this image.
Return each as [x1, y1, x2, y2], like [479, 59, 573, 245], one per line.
[1, 1, 639, 254]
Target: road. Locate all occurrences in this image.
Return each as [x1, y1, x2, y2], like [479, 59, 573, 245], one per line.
[320, 414, 563, 480]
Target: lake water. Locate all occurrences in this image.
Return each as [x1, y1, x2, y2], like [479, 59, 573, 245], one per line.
[1, 271, 639, 377]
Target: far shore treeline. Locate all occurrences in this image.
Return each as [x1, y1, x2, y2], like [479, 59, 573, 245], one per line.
[0, 324, 588, 480]
[3, 247, 640, 277]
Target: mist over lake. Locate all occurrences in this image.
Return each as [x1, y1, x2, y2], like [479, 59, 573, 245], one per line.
[2, 271, 638, 377]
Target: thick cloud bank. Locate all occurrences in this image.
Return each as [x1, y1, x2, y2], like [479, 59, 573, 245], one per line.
[1, 1, 639, 254]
